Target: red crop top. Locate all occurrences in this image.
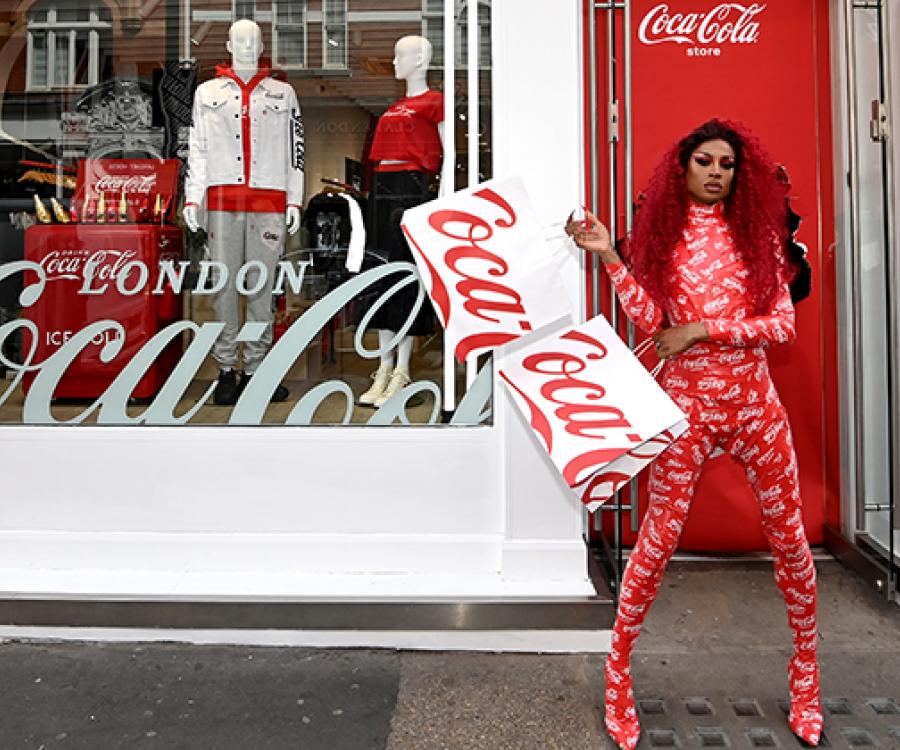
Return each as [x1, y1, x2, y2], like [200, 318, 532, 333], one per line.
[369, 89, 444, 175]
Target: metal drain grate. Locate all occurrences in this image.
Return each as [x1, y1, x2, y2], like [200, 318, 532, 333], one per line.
[696, 727, 729, 747]
[840, 726, 876, 747]
[648, 728, 679, 747]
[866, 698, 900, 716]
[640, 699, 668, 715]
[824, 698, 854, 716]
[745, 727, 778, 747]
[632, 695, 900, 748]
[686, 697, 715, 716]
[732, 699, 763, 717]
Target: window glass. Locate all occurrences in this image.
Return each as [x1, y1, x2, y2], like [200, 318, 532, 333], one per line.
[55, 32, 70, 87]
[234, 0, 256, 21]
[323, 0, 348, 69]
[0, 0, 493, 427]
[73, 32, 90, 86]
[56, 7, 90, 23]
[273, 2, 306, 68]
[30, 32, 48, 88]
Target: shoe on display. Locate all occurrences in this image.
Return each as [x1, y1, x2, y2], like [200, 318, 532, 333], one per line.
[238, 371, 289, 403]
[213, 368, 239, 406]
[373, 367, 411, 408]
[359, 363, 392, 406]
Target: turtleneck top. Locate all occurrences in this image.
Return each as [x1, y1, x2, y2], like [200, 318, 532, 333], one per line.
[606, 201, 795, 405]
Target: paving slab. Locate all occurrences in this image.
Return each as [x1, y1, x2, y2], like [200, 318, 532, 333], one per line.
[386, 652, 602, 750]
[0, 644, 400, 750]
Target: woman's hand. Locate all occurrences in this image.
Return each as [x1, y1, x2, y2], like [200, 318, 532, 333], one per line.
[565, 209, 620, 265]
[653, 322, 709, 359]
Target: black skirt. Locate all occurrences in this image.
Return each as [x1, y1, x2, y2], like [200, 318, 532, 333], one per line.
[362, 170, 435, 336]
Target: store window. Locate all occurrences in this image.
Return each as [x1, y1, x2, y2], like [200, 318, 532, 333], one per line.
[0, 0, 493, 427]
[26, 1, 111, 90]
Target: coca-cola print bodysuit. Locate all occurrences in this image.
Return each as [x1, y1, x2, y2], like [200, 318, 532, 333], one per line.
[602, 201, 822, 749]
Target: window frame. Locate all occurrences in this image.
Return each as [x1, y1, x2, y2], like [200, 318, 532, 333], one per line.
[321, 0, 348, 70]
[272, 0, 308, 70]
[422, 0, 491, 70]
[26, 5, 108, 91]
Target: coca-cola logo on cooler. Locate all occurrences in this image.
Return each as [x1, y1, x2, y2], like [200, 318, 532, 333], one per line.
[93, 175, 157, 194]
[40, 248, 138, 283]
[638, 2, 766, 57]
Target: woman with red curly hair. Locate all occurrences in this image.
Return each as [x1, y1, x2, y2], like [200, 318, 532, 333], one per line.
[566, 119, 821, 749]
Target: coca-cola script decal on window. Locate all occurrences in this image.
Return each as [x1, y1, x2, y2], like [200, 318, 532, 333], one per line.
[637, 3, 766, 57]
[401, 176, 573, 363]
[498, 314, 687, 510]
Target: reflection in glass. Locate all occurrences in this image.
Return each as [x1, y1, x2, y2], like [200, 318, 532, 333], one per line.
[0, 0, 494, 427]
[55, 33, 69, 87]
[30, 33, 48, 88]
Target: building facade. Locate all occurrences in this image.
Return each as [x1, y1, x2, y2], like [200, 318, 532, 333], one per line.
[0, 0, 896, 639]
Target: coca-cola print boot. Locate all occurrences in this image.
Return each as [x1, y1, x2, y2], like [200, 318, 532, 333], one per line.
[603, 474, 694, 750]
[788, 648, 822, 746]
[764, 505, 822, 746]
[604, 646, 640, 750]
[783, 554, 821, 746]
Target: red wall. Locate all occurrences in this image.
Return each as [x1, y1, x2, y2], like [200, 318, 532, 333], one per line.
[588, 0, 838, 550]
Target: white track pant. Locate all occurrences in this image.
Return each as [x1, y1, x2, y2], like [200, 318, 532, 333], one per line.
[207, 211, 284, 373]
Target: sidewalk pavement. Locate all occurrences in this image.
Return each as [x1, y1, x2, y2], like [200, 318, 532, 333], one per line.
[1, 557, 898, 749]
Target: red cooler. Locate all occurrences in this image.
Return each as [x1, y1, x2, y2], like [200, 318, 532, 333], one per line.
[23, 223, 184, 399]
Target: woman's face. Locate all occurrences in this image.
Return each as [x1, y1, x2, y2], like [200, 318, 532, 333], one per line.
[685, 138, 736, 205]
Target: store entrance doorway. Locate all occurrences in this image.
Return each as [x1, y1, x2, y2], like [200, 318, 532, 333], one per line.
[583, 0, 837, 595]
[839, 0, 898, 598]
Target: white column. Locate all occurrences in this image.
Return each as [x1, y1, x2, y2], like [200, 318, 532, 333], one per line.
[493, 0, 591, 584]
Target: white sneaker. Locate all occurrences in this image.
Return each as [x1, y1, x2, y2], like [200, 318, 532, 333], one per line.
[373, 367, 411, 407]
[359, 363, 392, 405]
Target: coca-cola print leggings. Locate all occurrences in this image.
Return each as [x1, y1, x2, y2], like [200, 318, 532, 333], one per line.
[606, 393, 818, 727]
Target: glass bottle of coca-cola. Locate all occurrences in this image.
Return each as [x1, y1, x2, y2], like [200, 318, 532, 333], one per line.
[137, 194, 150, 224]
[50, 197, 70, 224]
[118, 190, 129, 224]
[106, 193, 118, 224]
[33, 194, 51, 224]
[84, 195, 96, 223]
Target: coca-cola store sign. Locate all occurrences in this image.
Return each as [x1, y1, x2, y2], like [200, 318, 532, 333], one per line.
[638, 2, 766, 57]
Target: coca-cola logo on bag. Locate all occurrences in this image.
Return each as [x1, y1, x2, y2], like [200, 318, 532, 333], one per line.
[405, 187, 535, 362]
[40, 248, 138, 284]
[500, 328, 645, 487]
[638, 2, 766, 55]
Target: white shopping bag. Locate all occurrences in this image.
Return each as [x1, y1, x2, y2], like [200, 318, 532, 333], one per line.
[498, 314, 688, 511]
[401, 176, 573, 363]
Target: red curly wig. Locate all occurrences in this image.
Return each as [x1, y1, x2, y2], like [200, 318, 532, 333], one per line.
[623, 119, 790, 315]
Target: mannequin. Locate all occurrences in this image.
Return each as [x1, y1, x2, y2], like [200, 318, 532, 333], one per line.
[183, 19, 303, 405]
[359, 35, 444, 408]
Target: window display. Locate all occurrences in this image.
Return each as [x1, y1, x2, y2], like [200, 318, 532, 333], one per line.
[0, 1, 493, 427]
